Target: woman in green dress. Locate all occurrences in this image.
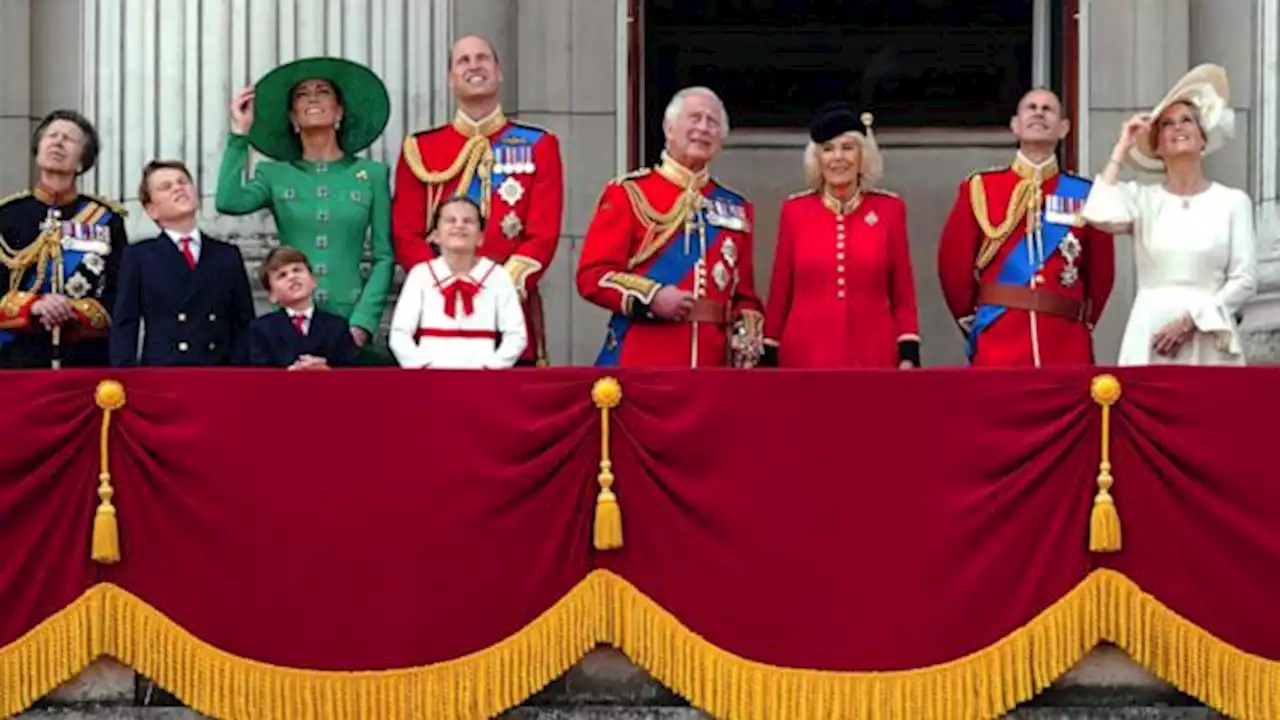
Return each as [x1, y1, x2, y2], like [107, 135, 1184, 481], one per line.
[217, 56, 394, 360]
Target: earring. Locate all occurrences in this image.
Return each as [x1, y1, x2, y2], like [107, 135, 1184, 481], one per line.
[291, 123, 299, 133]
[335, 119, 342, 130]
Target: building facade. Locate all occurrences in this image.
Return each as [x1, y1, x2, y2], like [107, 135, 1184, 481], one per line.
[0, 0, 1277, 367]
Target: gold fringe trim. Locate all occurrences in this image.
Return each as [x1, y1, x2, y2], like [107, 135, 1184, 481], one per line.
[0, 576, 605, 720]
[3, 571, 1279, 719]
[605, 569, 1280, 720]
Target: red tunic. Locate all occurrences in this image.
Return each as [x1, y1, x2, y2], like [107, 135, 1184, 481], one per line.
[763, 189, 920, 368]
[390, 109, 564, 365]
[576, 156, 764, 368]
[936, 154, 1115, 367]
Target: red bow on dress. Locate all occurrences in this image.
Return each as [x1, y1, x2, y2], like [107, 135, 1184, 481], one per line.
[442, 278, 480, 318]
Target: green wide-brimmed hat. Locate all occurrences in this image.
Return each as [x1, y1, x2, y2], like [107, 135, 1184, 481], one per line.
[249, 56, 391, 161]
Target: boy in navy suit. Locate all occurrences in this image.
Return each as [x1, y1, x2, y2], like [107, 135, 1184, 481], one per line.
[110, 160, 255, 366]
[249, 247, 360, 369]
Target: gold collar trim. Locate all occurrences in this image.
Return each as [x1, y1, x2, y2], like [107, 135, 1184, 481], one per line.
[1011, 152, 1059, 182]
[33, 183, 77, 207]
[656, 152, 710, 192]
[452, 107, 507, 138]
[821, 188, 862, 216]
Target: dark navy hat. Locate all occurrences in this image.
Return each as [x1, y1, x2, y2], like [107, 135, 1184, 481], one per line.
[809, 102, 874, 144]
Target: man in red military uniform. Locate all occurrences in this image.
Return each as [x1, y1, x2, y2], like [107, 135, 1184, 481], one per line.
[577, 86, 764, 368]
[391, 35, 564, 366]
[937, 88, 1115, 367]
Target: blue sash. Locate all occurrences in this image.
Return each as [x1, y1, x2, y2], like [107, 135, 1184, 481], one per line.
[966, 175, 1090, 362]
[464, 124, 545, 206]
[595, 185, 741, 367]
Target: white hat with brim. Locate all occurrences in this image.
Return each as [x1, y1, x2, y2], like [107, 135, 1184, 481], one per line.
[1130, 63, 1235, 172]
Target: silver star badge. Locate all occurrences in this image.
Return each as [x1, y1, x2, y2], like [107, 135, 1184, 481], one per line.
[498, 176, 525, 206]
[500, 212, 523, 239]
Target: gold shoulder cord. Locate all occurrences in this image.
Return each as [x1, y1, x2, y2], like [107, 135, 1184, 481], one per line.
[401, 135, 495, 228]
[971, 175, 1040, 272]
[0, 227, 61, 295]
[620, 181, 703, 269]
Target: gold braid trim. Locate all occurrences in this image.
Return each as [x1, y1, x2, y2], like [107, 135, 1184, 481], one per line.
[503, 255, 543, 295]
[401, 134, 496, 232]
[970, 175, 1040, 272]
[620, 181, 701, 270]
[0, 291, 36, 327]
[70, 299, 110, 332]
[3, 570, 1277, 720]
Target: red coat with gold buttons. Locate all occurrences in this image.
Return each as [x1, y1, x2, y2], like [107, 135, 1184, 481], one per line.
[936, 155, 1115, 367]
[577, 156, 764, 368]
[390, 109, 564, 365]
[763, 189, 920, 368]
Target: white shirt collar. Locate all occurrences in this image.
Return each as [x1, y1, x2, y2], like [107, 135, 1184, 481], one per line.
[164, 227, 201, 245]
[285, 305, 315, 320]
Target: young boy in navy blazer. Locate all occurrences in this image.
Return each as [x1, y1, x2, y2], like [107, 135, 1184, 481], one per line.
[110, 160, 255, 366]
[249, 247, 360, 369]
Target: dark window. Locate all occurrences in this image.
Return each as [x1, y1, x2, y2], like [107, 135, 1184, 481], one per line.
[644, 0, 1054, 163]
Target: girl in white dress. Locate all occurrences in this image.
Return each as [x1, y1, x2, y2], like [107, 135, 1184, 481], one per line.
[389, 197, 528, 369]
[1082, 63, 1257, 366]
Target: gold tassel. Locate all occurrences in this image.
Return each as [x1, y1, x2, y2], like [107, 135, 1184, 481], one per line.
[92, 379, 126, 564]
[1089, 374, 1122, 553]
[591, 377, 623, 550]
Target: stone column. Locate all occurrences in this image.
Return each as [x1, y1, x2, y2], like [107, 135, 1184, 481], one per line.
[0, 0, 32, 191]
[513, 0, 624, 365]
[1236, 0, 1280, 362]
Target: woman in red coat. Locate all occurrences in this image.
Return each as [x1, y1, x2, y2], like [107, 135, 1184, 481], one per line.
[761, 103, 921, 368]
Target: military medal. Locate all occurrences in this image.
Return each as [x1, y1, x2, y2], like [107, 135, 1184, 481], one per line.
[712, 261, 730, 291]
[501, 211, 523, 239]
[495, 146, 510, 175]
[498, 176, 525, 206]
[721, 238, 738, 268]
[82, 253, 105, 274]
[64, 274, 90, 299]
[1058, 232, 1082, 287]
[1045, 194, 1082, 226]
[865, 211, 879, 226]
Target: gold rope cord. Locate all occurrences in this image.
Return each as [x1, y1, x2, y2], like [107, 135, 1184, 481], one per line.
[971, 176, 1039, 272]
[620, 181, 702, 270]
[402, 135, 495, 232]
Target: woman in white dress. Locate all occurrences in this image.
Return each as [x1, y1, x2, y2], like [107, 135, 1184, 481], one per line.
[1082, 63, 1257, 366]
[389, 196, 528, 369]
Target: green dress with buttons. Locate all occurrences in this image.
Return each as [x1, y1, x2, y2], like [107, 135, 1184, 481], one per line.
[215, 132, 395, 362]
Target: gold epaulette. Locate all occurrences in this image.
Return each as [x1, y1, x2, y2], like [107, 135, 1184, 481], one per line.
[866, 187, 900, 198]
[0, 189, 31, 208]
[787, 189, 817, 200]
[410, 122, 448, 137]
[711, 178, 747, 203]
[85, 194, 128, 217]
[511, 119, 557, 137]
[966, 165, 1008, 180]
[609, 167, 652, 186]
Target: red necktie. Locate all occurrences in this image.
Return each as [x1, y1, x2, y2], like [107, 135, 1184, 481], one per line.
[179, 236, 197, 269]
[291, 314, 307, 335]
[442, 279, 479, 318]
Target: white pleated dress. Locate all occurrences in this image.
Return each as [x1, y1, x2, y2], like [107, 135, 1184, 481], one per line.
[388, 256, 528, 369]
[1081, 180, 1257, 366]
